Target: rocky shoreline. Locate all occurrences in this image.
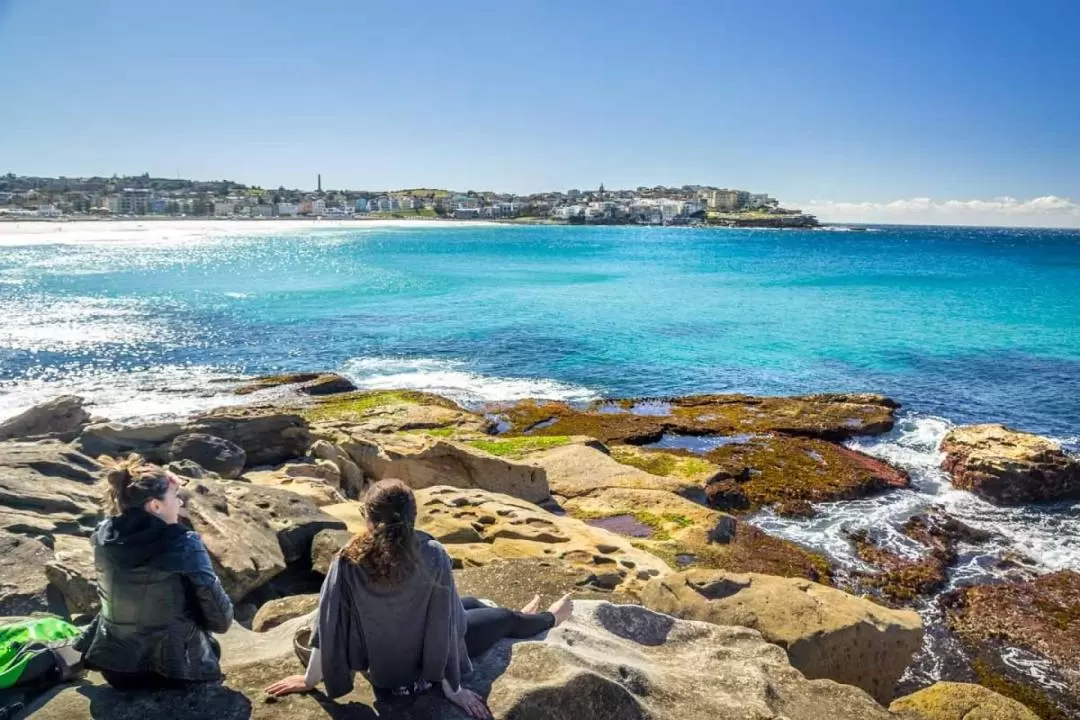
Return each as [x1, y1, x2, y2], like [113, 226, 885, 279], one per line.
[1, 377, 1076, 719]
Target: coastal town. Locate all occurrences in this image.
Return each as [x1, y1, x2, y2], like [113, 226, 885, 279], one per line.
[0, 173, 819, 227]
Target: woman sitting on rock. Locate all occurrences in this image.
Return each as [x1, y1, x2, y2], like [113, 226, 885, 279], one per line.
[76, 455, 234, 690]
[265, 479, 573, 719]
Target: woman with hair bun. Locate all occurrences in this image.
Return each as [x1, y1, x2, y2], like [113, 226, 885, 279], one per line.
[76, 455, 233, 690]
[265, 479, 573, 719]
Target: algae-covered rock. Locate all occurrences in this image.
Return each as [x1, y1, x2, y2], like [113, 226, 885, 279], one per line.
[889, 682, 1041, 720]
[941, 424, 1080, 504]
[943, 570, 1080, 720]
[703, 434, 909, 513]
[641, 569, 923, 704]
[500, 393, 898, 444]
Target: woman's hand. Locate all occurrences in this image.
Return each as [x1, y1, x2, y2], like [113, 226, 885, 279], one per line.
[443, 682, 492, 720]
[265, 674, 313, 698]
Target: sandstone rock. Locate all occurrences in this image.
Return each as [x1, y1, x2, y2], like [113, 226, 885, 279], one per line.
[336, 433, 550, 503]
[283, 459, 340, 484]
[500, 393, 898, 444]
[251, 594, 320, 632]
[532, 442, 703, 500]
[889, 682, 1040, 720]
[0, 530, 60, 615]
[44, 534, 98, 615]
[315, 487, 670, 598]
[561, 486, 731, 545]
[308, 439, 365, 499]
[169, 433, 246, 479]
[188, 409, 311, 468]
[641, 569, 923, 703]
[243, 469, 347, 507]
[74, 421, 183, 460]
[943, 570, 1080, 719]
[310, 528, 351, 574]
[0, 396, 91, 441]
[181, 479, 346, 600]
[304, 389, 489, 433]
[455, 558, 642, 608]
[166, 458, 219, 479]
[941, 424, 1080, 504]
[22, 601, 894, 720]
[0, 441, 103, 539]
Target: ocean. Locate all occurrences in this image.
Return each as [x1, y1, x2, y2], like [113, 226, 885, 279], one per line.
[2, 220, 1078, 667]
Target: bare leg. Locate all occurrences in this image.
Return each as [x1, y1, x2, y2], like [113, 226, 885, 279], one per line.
[547, 592, 574, 626]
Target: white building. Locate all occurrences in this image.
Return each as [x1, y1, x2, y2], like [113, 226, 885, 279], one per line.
[312, 199, 327, 215]
[213, 201, 235, 217]
[277, 202, 299, 217]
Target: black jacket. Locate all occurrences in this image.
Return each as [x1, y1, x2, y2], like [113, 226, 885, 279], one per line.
[76, 510, 234, 682]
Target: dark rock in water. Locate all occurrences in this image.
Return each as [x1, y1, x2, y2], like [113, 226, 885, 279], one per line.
[0, 396, 91, 442]
[941, 424, 1080, 505]
[169, 433, 246, 479]
[234, 372, 357, 397]
[942, 570, 1080, 720]
[707, 514, 738, 544]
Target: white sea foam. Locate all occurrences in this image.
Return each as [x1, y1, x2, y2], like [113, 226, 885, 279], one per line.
[0, 365, 248, 424]
[340, 357, 599, 406]
[749, 412, 1080, 575]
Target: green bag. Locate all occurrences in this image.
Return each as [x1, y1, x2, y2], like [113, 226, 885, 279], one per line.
[0, 617, 82, 689]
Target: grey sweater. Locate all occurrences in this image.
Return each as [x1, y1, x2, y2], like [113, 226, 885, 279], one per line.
[312, 531, 471, 699]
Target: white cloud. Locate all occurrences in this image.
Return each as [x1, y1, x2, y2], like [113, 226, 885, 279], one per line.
[788, 195, 1080, 228]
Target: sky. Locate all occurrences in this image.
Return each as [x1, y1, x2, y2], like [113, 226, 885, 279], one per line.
[2, 0, 1079, 227]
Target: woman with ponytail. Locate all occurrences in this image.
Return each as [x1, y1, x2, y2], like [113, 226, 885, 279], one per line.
[76, 455, 233, 690]
[265, 479, 573, 719]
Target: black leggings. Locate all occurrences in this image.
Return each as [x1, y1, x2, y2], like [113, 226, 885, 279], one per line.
[461, 596, 556, 658]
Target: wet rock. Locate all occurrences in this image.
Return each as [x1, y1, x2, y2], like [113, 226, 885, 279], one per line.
[641, 569, 924, 704]
[941, 424, 1080, 504]
[234, 372, 357, 397]
[890, 681, 1041, 720]
[942, 570, 1080, 720]
[169, 433, 246, 479]
[499, 393, 898, 444]
[703, 435, 909, 514]
[0, 396, 91, 442]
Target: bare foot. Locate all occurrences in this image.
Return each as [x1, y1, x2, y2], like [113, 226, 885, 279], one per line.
[547, 592, 573, 626]
[520, 594, 541, 614]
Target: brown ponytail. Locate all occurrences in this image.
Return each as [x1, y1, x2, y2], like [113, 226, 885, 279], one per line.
[341, 479, 418, 586]
[102, 454, 173, 516]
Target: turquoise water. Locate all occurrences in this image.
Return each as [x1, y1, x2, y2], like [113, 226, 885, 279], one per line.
[2, 222, 1078, 439]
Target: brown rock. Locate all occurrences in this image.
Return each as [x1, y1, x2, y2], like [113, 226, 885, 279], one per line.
[941, 424, 1080, 504]
[889, 682, 1041, 720]
[335, 433, 551, 504]
[308, 439, 365, 498]
[44, 534, 98, 615]
[169, 433, 246, 479]
[532, 441, 702, 499]
[0, 441, 103, 539]
[943, 570, 1080, 719]
[641, 569, 923, 704]
[0, 396, 91, 441]
[0, 530, 60, 615]
[188, 409, 311, 468]
[251, 594, 320, 632]
[74, 421, 184, 460]
[233, 372, 322, 395]
[242, 469, 347, 507]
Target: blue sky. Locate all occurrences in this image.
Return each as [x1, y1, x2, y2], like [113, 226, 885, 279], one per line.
[2, 0, 1079, 225]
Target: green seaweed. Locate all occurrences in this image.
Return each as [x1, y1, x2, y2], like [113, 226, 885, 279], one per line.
[466, 435, 573, 458]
